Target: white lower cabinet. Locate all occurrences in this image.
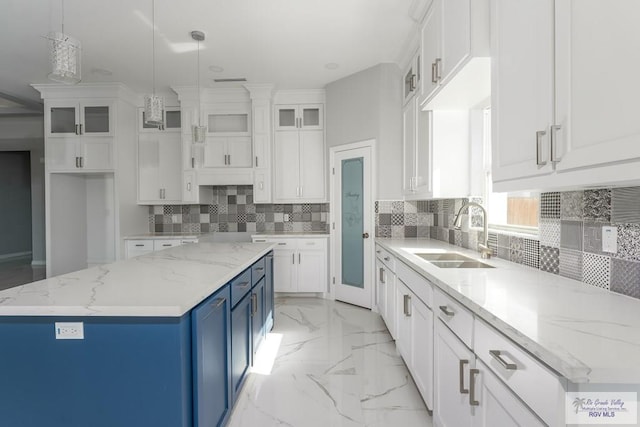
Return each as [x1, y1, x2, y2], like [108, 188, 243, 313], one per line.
[252, 236, 328, 293]
[375, 245, 564, 426]
[124, 238, 197, 259]
[434, 320, 475, 426]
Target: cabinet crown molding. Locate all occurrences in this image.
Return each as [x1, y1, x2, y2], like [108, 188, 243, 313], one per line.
[31, 83, 137, 106]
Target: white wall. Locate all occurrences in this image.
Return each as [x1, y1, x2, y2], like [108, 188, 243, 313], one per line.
[0, 152, 32, 257]
[0, 116, 45, 264]
[325, 63, 403, 200]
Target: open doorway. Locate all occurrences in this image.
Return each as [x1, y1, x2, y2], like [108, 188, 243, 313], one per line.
[0, 151, 44, 290]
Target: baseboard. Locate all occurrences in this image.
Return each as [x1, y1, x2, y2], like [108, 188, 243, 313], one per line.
[31, 259, 46, 266]
[0, 251, 32, 262]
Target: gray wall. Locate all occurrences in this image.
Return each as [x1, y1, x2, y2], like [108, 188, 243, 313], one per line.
[0, 152, 32, 257]
[0, 116, 45, 264]
[326, 63, 403, 200]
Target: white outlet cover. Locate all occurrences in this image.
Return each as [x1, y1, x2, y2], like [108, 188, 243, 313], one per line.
[55, 322, 84, 340]
[602, 226, 618, 253]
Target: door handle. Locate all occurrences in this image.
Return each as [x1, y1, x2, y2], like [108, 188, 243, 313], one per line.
[79, 123, 83, 135]
[362, 232, 369, 239]
[550, 124, 562, 163]
[459, 359, 469, 394]
[469, 369, 480, 406]
[75, 124, 79, 135]
[439, 305, 455, 317]
[435, 58, 442, 81]
[187, 182, 191, 192]
[212, 297, 226, 309]
[256, 156, 259, 167]
[536, 130, 547, 166]
[379, 267, 385, 284]
[79, 157, 83, 168]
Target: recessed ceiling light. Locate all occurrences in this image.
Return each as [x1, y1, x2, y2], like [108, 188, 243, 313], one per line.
[209, 65, 224, 72]
[325, 63, 339, 70]
[91, 67, 113, 76]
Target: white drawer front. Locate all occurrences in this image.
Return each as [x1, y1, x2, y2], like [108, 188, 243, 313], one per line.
[396, 260, 433, 308]
[375, 245, 396, 271]
[153, 240, 182, 250]
[298, 238, 327, 249]
[263, 239, 296, 249]
[126, 240, 153, 251]
[474, 318, 565, 427]
[435, 288, 474, 349]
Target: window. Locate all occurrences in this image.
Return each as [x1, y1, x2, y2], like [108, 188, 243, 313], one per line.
[481, 107, 539, 234]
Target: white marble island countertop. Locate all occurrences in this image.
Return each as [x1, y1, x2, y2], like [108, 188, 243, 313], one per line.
[0, 242, 274, 318]
[377, 238, 640, 384]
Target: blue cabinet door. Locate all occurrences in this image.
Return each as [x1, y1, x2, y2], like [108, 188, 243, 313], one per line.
[231, 292, 252, 402]
[251, 277, 266, 356]
[192, 286, 231, 427]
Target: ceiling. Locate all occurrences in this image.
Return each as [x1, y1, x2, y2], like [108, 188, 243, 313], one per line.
[0, 0, 420, 113]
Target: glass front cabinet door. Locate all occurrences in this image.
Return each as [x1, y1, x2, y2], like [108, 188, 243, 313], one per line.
[275, 104, 323, 131]
[47, 100, 114, 137]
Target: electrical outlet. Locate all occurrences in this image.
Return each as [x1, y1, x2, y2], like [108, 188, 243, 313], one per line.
[602, 226, 618, 253]
[55, 322, 84, 340]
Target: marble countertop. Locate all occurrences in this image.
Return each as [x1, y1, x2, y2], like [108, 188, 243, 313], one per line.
[377, 238, 640, 384]
[0, 242, 274, 318]
[252, 232, 330, 238]
[124, 233, 202, 240]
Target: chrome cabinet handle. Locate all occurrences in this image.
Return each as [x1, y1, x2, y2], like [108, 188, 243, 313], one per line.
[384, 256, 390, 261]
[79, 157, 83, 168]
[410, 74, 417, 91]
[187, 182, 191, 192]
[459, 359, 469, 394]
[379, 267, 385, 284]
[278, 242, 286, 245]
[75, 124, 79, 135]
[162, 244, 171, 247]
[256, 156, 259, 167]
[254, 267, 265, 272]
[403, 294, 411, 316]
[431, 62, 437, 83]
[439, 305, 455, 317]
[135, 244, 144, 247]
[376, 250, 381, 254]
[292, 253, 295, 264]
[435, 58, 442, 81]
[237, 281, 250, 288]
[550, 124, 562, 163]
[489, 350, 518, 370]
[79, 123, 83, 135]
[469, 368, 480, 406]
[75, 157, 79, 168]
[536, 130, 547, 166]
[212, 297, 226, 309]
[251, 293, 257, 316]
[228, 154, 231, 165]
[298, 253, 301, 264]
[191, 157, 195, 169]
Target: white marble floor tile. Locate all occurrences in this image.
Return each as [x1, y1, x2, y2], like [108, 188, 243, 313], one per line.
[228, 297, 433, 427]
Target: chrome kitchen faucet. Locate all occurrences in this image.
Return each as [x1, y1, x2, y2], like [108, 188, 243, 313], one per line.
[453, 201, 492, 259]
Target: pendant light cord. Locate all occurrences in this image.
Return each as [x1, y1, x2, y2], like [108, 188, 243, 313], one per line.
[61, 0, 65, 34]
[197, 37, 201, 127]
[152, 0, 156, 96]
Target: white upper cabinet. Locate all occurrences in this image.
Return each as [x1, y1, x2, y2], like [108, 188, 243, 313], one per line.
[491, 0, 555, 183]
[554, 0, 640, 172]
[492, 0, 640, 191]
[47, 100, 114, 138]
[403, 51, 422, 105]
[273, 102, 325, 203]
[45, 99, 115, 171]
[420, 0, 490, 109]
[138, 107, 181, 132]
[202, 136, 252, 168]
[275, 104, 323, 131]
[138, 133, 182, 204]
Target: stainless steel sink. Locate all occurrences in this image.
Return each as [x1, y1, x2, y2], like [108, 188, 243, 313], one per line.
[429, 260, 494, 269]
[415, 252, 495, 269]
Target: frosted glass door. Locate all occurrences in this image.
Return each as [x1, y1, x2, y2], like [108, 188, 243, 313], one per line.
[49, 105, 77, 136]
[341, 157, 364, 288]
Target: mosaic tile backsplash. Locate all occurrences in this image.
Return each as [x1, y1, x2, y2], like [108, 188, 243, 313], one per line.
[375, 186, 640, 301]
[149, 185, 330, 233]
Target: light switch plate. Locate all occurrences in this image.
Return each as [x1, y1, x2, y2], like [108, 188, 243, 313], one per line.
[55, 322, 84, 340]
[602, 226, 618, 253]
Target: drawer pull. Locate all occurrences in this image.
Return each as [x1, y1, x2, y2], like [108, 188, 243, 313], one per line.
[162, 244, 172, 247]
[254, 267, 265, 272]
[459, 359, 469, 394]
[489, 350, 518, 370]
[384, 256, 390, 261]
[212, 297, 226, 309]
[403, 294, 411, 316]
[278, 242, 287, 245]
[135, 244, 144, 247]
[376, 250, 381, 254]
[439, 305, 455, 317]
[254, 239, 266, 243]
[469, 368, 480, 406]
[237, 281, 250, 288]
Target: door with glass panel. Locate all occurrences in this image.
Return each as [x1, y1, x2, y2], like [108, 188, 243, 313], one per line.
[333, 145, 373, 308]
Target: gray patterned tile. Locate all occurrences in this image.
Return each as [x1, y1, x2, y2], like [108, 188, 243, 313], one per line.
[561, 191, 584, 220]
[497, 233, 510, 248]
[560, 220, 583, 251]
[430, 227, 438, 239]
[540, 192, 561, 219]
[522, 239, 540, 269]
[614, 223, 640, 262]
[374, 201, 379, 214]
[448, 229, 455, 244]
[583, 253, 611, 290]
[404, 226, 417, 238]
[391, 214, 404, 226]
[560, 248, 583, 281]
[611, 187, 640, 224]
[510, 237, 524, 251]
[610, 258, 640, 299]
[392, 201, 404, 214]
[417, 226, 430, 238]
[583, 222, 606, 255]
[417, 213, 432, 226]
[454, 230, 463, 247]
[583, 189, 611, 222]
[487, 232, 498, 254]
[539, 219, 561, 248]
[391, 225, 405, 238]
[404, 201, 417, 214]
[540, 245, 560, 274]
[378, 213, 391, 226]
[497, 246, 510, 260]
[404, 213, 417, 226]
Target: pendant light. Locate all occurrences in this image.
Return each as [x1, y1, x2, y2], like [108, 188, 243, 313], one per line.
[47, 0, 81, 84]
[191, 30, 206, 143]
[144, 0, 164, 127]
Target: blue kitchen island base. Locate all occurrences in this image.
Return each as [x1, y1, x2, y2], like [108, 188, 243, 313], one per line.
[0, 248, 274, 427]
